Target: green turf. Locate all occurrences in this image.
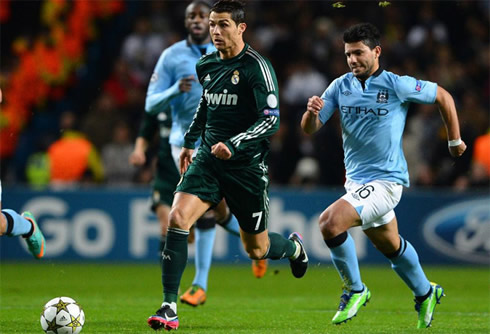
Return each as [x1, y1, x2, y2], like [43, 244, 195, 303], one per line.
[0, 262, 488, 333]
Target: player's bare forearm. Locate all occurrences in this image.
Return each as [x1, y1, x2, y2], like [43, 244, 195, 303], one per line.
[435, 86, 467, 157]
[179, 148, 194, 174]
[129, 137, 148, 166]
[301, 96, 324, 134]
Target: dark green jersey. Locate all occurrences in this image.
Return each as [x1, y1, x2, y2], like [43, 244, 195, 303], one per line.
[138, 110, 173, 167]
[138, 110, 180, 200]
[183, 44, 280, 164]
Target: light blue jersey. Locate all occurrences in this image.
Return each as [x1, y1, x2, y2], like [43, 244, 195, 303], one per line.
[319, 69, 437, 187]
[145, 39, 216, 147]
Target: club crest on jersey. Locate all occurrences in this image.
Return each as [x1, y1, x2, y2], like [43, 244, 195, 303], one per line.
[376, 89, 389, 103]
[231, 70, 240, 85]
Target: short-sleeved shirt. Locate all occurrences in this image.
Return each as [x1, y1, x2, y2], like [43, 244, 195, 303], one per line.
[319, 69, 437, 187]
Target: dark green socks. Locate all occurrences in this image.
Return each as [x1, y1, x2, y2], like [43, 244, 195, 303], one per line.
[265, 232, 296, 259]
[162, 228, 189, 303]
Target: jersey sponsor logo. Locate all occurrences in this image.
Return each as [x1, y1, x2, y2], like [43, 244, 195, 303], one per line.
[263, 109, 279, 116]
[204, 74, 211, 81]
[231, 70, 240, 85]
[342, 90, 352, 96]
[340, 105, 389, 117]
[422, 198, 489, 264]
[204, 89, 238, 105]
[415, 80, 422, 91]
[376, 89, 389, 103]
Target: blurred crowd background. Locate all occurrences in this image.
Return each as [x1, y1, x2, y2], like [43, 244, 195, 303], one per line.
[1, 0, 489, 191]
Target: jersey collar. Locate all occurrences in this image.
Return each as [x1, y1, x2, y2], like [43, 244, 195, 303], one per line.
[356, 67, 384, 90]
[186, 39, 214, 55]
[217, 43, 249, 64]
[371, 66, 383, 77]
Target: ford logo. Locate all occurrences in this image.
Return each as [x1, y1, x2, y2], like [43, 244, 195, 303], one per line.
[423, 198, 490, 264]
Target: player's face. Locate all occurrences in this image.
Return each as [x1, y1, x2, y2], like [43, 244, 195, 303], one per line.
[344, 41, 381, 80]
[185, 3, 210, 44]
[209, 11, 246, 54]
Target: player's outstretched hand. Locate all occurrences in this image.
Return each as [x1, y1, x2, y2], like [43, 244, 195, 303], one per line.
[449, 141, 467, 158]
[211, 142, 232, 160]
[179, 147, 194, 174]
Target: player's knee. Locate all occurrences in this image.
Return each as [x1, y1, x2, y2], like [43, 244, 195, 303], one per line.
[319, 210, 343, 239]
[168, 207, 187, 229]
[213, 205, 229, 224]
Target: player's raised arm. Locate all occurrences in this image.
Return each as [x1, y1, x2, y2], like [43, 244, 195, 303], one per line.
[145, 53, 196, 116]
[301, 96, 324, 134]
[434, 86, 467, 158]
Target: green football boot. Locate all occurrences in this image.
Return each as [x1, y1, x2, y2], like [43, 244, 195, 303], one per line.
[415, 282, 444, 328]
[332, 284, 371, 325]
[21, 211, 45, 259]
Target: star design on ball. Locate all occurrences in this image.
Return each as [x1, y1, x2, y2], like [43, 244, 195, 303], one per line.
[66, 314, 82, 329]
[46, 318, 63, 332]
[54, 299, 70, 313]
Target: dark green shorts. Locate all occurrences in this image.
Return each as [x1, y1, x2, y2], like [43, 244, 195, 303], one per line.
[151, 158, 180, 211]
[176, 149, 270, 234]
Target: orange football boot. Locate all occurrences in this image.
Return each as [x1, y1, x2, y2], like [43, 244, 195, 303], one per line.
[252, 259, 268, 278]
[180, 285, 206, 307]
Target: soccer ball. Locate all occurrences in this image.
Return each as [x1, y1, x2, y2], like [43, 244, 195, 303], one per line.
[40, 296, 85, 334]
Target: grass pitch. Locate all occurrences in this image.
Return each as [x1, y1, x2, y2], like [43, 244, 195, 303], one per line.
[0, 262, 488, 333]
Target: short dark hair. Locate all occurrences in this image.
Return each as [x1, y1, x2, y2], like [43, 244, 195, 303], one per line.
[343, 23, 381, 49]
[211, 0, 245, 24]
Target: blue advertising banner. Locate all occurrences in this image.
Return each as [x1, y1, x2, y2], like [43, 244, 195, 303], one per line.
[1, 187, 488, 265]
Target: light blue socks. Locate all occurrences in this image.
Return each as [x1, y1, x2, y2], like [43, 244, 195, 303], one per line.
[192, 227, 216, 291]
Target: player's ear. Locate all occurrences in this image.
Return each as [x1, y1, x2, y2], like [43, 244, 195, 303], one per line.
[374, 45, 382, 58]
[238, 22, 247, 35]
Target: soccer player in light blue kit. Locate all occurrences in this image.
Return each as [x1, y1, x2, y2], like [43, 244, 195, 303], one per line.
[0, 184, 45, 259]
[302, 23, 466, 329]
[0, 89, 45, 259]
[145, 0, 266, 309]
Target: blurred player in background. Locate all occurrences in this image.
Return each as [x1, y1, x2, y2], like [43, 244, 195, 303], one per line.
[147, 0, 309, 330]
[129, 108, 180, 267]
[0, 88, 46, 259]
[137, 0, 266, 312]
[301, 23, 466, 328]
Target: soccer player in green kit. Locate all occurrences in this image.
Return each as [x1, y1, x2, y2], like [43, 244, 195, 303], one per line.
[147, 0, 309, 331]
[130, 110, 180, 262]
